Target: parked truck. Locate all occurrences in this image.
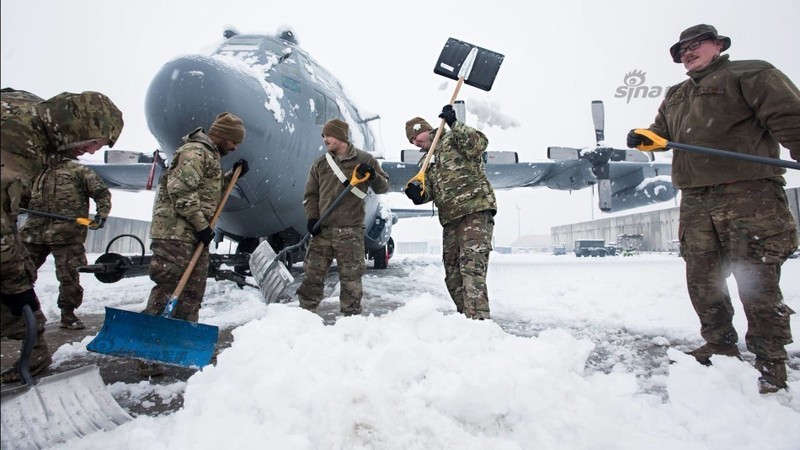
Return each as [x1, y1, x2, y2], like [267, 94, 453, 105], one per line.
[574, 239, 607, 257]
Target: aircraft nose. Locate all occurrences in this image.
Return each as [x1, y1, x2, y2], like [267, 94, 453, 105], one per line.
[144, 53, 301, 238]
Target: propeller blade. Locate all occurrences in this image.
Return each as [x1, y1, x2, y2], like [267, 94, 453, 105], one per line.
[591, 100, 604, 145]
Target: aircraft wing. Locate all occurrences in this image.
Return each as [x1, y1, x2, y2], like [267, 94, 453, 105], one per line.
[380, 152, 675, 213]
[380, 160, 560, 193]
[392, 207, 438, 219]
[85, 162, 162, 191]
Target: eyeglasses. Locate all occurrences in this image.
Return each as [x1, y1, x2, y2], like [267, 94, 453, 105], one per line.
[678, 39, 709, 58]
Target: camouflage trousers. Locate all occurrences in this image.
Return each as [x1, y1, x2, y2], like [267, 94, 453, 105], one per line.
[1, 299, 51, 367]
[679, 180, 797, 361]
[144, 239, 209, 322]
[442, 211, 494, 320]
[25, 242, 87, 311]
[0, 230, 37, 295]
[296, 226, 365, 315]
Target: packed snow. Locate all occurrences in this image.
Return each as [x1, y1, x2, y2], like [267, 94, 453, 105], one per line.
[21, 251, 800, 449]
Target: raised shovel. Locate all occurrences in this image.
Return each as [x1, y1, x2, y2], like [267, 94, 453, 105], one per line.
[1, 305, 132, 449]
[86, 165, 243, 368]
[249, 166, 370, 304]
[405, 37, 505, 195]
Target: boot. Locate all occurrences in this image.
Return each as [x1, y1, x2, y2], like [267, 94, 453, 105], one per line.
[756, 359, 788, 394]
[137, 360, 165, 377]
[60, 308, 86, 330]
[686, 343, 742, 366]
[0, 354, 53, 384]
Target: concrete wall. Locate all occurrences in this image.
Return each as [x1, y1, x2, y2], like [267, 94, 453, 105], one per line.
[552, 187, 799, 252]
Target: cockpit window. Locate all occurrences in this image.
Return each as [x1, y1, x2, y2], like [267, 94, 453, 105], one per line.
[218, 37, 263, 52]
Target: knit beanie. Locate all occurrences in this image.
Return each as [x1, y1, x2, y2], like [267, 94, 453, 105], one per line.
[322, 119, 349, 143]
[405, 117, 433, 143]
[209, 112, 246, 143]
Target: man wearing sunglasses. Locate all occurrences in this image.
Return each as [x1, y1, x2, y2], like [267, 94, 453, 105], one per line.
[628, 24, 800, 394]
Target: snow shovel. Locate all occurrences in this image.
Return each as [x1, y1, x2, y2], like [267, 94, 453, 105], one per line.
[406, 38, 505, 195]
[1, 305, 132, 449]
[633, 129, 800, 170]
[250, 166, 370, 304]
[19, 207, 100, 229]
[87, 166, 243, 368]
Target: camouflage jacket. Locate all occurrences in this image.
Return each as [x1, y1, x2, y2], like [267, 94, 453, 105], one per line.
[150, 129, 226, 243]
[20, 154, 111, 245]
[2, 88, 123, 235]
[415, 122, 496, 226]
[648, 55, 800, 189]
[304, 143, 389, 228]
[1, 89, 48, 237]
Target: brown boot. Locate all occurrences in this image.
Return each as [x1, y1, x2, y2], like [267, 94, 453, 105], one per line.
[0, 354, 53, 384]
[60, 308, 86, 330]
[756, 359, 788, 394]
[686, 343, 742, 366]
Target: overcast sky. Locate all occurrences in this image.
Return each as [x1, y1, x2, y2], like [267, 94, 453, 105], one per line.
[2, 0, 799, 244]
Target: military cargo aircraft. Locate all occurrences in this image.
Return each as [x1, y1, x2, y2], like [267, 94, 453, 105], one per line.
[86, 28, 676, 281]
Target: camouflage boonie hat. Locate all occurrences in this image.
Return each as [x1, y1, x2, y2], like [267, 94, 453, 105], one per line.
[37, 91, 124, 151]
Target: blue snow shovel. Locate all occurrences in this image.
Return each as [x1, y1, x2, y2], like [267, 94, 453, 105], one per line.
[87, 166, 242, 368]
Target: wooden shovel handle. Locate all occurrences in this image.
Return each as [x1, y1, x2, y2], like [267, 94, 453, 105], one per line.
[171, 165, 243, 300]
[408, 76, 466, 194]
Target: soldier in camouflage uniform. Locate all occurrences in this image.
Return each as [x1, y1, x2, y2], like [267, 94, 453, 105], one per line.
[20, 145, 112, 330]
[140, 112, 248, 376]
[297, 119, 389, 316]
[628, 24, 800, 393]
[404, 105, 497, 320]
[1, 88, 123, 383]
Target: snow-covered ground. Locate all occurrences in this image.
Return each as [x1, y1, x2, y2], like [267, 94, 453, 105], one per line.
[25, 252, 800, 449]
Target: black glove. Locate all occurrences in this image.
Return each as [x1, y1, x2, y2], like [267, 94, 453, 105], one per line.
[197, 226, 215, 246]
[356, 164, 376, 181]
[626, 129, 653, 148]
[404, 181, 426, 205]
[307, 218, 321, 236]
[439, 104, 457, 127]
[2, 288, 40, 316]
[233, 159, 249, 177]
[93, 216, 106, 229]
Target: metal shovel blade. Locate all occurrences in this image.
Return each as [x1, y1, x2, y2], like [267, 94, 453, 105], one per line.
[433, 37, 505, 91]
[1, 365, 132, 449]
[87, 307, 218, 368]
[249, 240, 294, 304]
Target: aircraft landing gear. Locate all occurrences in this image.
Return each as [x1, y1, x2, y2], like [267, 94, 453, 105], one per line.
[369, 238, 394, 270]
[234, 237, 259, 276]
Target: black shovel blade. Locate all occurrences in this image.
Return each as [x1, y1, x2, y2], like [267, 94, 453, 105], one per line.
[434, 37, 504, 91]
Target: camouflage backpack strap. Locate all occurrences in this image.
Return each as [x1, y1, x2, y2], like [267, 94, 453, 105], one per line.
[324, 152, 366, 199]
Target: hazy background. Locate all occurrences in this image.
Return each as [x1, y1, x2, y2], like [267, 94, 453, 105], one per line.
[2, 0, 799, 245]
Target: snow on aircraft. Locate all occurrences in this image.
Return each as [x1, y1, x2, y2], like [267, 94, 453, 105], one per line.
[85, 28, 676, 283]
